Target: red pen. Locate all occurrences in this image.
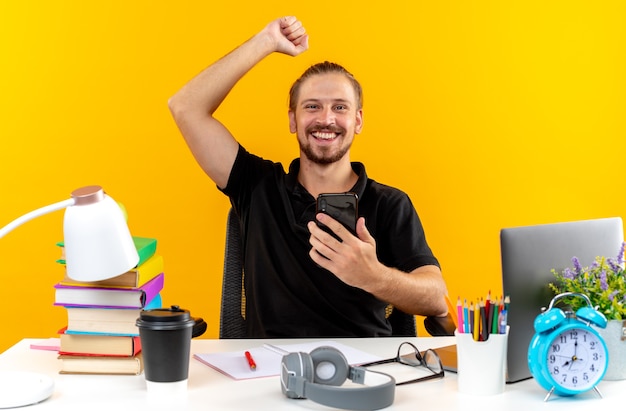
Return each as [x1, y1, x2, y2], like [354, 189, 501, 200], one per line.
[245, 351, 257, 371]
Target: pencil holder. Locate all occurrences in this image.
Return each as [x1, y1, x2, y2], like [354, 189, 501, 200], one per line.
[455, 326, 509, 396]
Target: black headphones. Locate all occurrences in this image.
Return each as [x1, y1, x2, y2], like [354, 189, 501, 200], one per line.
[280, 346, 395, 410]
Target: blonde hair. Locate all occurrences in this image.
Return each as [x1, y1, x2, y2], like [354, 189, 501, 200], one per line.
[288, 61, 363, 111]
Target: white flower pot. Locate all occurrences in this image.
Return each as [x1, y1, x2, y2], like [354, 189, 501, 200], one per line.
[596, 319, 626, 380]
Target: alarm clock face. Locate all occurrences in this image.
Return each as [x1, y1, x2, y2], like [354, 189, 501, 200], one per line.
[546, 326, 607, 392]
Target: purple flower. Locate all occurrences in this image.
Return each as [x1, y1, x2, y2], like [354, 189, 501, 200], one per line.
[609, 291, 620, 301]
[572, 257, 583, 274]
[600, 270, 608, 291]
[608, 258, 620, 274]
[563, 267, 576, 279]
[617, 242, 625, 266]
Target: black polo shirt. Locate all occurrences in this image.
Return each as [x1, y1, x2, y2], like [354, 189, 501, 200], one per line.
[221, 145, 439, 337]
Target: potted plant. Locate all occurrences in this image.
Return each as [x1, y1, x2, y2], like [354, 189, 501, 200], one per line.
[549, 241, 626, 380]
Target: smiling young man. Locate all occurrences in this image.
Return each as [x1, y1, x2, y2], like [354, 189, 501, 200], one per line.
[169, 16, 448, 337]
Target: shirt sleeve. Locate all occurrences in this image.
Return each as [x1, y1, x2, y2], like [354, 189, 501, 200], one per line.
[375, 191, 440, 273]
[220, 144, 276, 214]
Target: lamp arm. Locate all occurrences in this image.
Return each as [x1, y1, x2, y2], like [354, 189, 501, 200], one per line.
[0, 198, 75, 239]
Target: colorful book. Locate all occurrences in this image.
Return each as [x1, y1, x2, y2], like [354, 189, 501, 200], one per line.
[65, 308, 140, 336]
[56, 236, 157, 267]
[54, 273, 164, 309]
[58, 353, 144, 375]
[59, 254, 164, 288]
[63, 295, 162, 336]
[58, 328, 142, 357]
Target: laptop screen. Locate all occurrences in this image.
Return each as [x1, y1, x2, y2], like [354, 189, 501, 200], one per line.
[500, 217, 623, 383]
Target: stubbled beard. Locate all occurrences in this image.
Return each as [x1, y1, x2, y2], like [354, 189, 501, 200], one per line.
[300, 142, 351, 164]
[299, 125, 352, 164]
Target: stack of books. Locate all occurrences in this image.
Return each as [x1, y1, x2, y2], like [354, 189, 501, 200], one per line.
[53, 237, 164, 375]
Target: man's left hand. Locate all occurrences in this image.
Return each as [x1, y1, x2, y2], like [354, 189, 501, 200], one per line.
[307, 213, 389, 291]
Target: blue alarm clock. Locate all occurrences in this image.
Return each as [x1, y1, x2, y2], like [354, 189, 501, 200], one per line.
[528, 292, 609, 401]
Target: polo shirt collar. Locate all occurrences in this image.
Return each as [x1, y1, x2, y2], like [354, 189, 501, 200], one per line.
[285, 159, 368, 199]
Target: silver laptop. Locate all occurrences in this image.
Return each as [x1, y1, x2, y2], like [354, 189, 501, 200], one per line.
[500, 217, 623, 383]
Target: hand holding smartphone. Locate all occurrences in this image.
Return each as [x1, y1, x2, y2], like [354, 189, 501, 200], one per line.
[315, 192, 358, 241]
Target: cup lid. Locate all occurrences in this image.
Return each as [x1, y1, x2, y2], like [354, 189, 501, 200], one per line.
[136, 305, 196, 330]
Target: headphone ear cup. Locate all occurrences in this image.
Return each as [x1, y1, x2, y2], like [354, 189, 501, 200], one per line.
[281, 352, 314, 399]
[309, 346, 350, 386]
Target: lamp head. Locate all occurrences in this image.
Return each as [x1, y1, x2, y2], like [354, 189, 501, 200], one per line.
[64, 186, 139, 281]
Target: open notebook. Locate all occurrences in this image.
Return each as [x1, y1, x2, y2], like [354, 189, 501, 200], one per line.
[194, 341, 382, 380]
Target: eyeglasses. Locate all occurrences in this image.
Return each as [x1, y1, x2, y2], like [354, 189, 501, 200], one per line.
[359, 342, 445, 386]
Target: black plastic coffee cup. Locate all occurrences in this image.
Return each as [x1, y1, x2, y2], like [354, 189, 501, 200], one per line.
[136, 305, 196, 388]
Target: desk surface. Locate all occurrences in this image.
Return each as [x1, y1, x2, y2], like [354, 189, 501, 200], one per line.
[1, 337, 623, 410]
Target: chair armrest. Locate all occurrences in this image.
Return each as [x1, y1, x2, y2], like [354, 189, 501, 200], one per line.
[423, 313, 456, 336]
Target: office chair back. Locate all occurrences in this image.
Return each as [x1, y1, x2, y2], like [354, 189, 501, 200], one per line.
[219, 208, 246, 339]
[218, 208, 455, 338]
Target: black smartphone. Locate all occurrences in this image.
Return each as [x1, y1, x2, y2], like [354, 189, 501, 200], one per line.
[315, 192, 359, 241]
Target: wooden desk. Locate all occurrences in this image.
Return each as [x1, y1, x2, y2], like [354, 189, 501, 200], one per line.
[1, 337, 623, 410]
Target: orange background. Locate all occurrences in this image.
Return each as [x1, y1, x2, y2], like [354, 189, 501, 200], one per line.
[1, 1, 625, 352]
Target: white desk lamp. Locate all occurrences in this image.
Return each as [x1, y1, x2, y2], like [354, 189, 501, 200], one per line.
[0, 185, 140, 408]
